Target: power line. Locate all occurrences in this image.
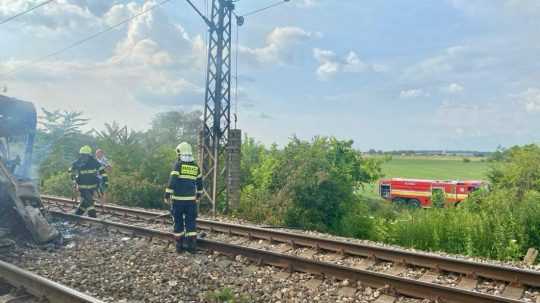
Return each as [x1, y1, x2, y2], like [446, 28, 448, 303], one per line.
[0, 0, 56, 25]
[6, 0, 173, 76]
[240, 0, 290, 17]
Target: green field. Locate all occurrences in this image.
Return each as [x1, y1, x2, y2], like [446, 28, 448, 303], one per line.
[381, 157, 489, 180]
[362, 156, 490, 198]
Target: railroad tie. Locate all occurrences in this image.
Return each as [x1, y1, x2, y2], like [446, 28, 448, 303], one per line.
[274, 243, 291, 254]
[299, 249, 317, 259]
[386, 263, 406, 276]
[337, 286, 357, 298]
[501, 284, 524, 300]
[303, 279, 322, 290]
[352, 258, 376, 270]
[456, 276, 477, 290]
[418, 270, 439, 283]
[536, 295, 540, 303]
[272, 271, 291, 281]
[373, 294, 396, 303]
[326, 253, 345, 260]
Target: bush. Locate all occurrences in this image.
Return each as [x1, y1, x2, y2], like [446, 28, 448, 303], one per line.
[338, 200, 374, 239]
[41, 171, 73, 197]
[108, 171, 165, 209]
[431, 189, 445, 208]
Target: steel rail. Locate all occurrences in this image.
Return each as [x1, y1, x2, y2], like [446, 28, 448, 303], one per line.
[49, 210, 524, 303]
[41, 195, 540, 288]
[0, 260, 106, 303]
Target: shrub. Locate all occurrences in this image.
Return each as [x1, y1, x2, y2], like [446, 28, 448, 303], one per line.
[41, 171, 73, 198]
[108, 171, 164, 209]
[205, 288, 249, 303]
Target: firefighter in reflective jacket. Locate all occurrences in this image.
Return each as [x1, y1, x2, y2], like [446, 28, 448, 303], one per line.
[164, 142, 203, 253]
[70, 145, 104, 218]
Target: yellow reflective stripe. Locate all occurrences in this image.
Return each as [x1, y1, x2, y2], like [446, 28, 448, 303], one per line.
[180, 165, 198, 175]
[179, 174, 197, 180]
[196, 190, 203, 194]
[197, 174, 202, 178]
[101, 173, 108, 177]
[185, 232, 197, 237]
[165, 188, 174, 193]
[171, 195, 196, 201]
[78, 184, 97, 189]
[173, 232, 184, 237]
[170, 171, 180, 176]
[86, 207, 95, 212]
[80, 169, 97, 174]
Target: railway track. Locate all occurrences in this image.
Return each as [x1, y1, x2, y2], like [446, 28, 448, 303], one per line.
[0, 259, 105, 303]
[42, 195, 540, 303]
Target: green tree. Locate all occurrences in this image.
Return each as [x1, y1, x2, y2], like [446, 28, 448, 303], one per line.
[279, 137, 381, 232]
[36, 109, 94, 180]
[488, 144, 540, 199]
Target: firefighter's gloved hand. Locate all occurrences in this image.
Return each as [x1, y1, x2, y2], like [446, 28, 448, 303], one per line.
[196, 193, 202, 201]
[163, 193, 171, 205]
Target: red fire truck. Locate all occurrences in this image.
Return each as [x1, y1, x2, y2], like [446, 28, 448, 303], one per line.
[378, 178, 486, 207]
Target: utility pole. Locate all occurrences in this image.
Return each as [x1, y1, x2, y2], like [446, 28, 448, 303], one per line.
[186, 0, 290, 216]
[201, 0, 235, 216]
[186, 0, 239, 216]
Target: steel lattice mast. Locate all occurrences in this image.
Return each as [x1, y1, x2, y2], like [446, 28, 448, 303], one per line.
[198, 0, 236, 215]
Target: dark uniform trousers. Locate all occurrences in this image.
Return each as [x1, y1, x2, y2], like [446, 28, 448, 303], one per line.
[70, 155, 103, 219]
[75, 188, 97, 218]
[166, 160, 203, 253]
[172, 201, 197, 242]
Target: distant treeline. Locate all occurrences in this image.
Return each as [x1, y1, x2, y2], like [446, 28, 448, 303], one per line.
[364, 149, 492, 157]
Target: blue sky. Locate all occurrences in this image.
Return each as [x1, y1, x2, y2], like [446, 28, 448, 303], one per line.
[1, 0, 540, 151]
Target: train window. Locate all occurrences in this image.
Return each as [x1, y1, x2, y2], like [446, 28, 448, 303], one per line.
[380, 184, 391, 198]
[468, 186, 478, 192]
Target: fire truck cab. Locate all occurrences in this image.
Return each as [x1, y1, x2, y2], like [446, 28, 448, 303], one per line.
[378, 178, 486, 208]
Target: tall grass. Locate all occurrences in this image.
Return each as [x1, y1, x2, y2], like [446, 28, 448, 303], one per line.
[373, 190, 540, 260]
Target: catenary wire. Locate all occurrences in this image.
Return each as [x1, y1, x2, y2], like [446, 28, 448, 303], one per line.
[240, 0, 289, 17]
[5, 0, 173, 76]
[0, 0, 55, 25]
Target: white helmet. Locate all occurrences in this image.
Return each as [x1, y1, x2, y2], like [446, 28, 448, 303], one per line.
[176, 142, 193, 156]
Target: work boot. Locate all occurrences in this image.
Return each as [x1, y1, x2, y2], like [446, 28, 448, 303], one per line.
[175, 238, 184, 253]
[186, 236, 197, 253]
[88, 209, 97, 218]
[74, 208, 84, 216]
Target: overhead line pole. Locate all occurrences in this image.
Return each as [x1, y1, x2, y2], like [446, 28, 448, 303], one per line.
[186, 0, 237, 216]
[186, 0, 291, 216]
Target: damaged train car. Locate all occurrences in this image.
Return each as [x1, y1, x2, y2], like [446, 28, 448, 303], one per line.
[0, 95, 59, 245]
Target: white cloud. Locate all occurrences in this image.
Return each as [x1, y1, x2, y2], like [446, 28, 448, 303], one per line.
[240, 26, 315, 66]
[515, 88, 540, 113]
[399, 89, 429, 99]
[0, 0, 103, 33]
[0, 0, 207, 130]
[313, 48, 384, 80]
[434, 100, 515, 137]
[403, 45, 498, 82]
[442, 83, 464, 94]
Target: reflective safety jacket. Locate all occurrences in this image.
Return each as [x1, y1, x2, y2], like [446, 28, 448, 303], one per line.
[69, 155, 104, 190]
[96, 156, 110, 187]
[165, 160, 203, 202]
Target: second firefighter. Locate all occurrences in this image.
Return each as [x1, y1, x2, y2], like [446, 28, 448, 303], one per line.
[164, 142, 203, 253]
[70, 145, 105, 218]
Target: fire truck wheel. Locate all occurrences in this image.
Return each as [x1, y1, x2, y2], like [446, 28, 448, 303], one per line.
[408, 199, 421, 208]
[392, 198, 407, 205]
